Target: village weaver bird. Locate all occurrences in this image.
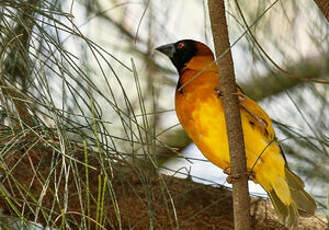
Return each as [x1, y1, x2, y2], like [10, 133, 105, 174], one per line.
[156, 39, 316, 228]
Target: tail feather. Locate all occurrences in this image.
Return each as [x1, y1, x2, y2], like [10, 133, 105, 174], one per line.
[266, 167, 316, 229]
[285, 168, 317, 217]
[268, 176, 299, 228]
[273, 177, 291, 205]
[268, 189, 298, 228]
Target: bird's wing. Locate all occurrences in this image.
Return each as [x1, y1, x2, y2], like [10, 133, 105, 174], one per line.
[236, 87, 275, 142]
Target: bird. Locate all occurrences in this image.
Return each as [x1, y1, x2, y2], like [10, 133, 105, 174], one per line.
[156, 39, 316, 228]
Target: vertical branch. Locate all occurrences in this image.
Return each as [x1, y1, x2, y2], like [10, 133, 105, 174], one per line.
[208, 1, 251, 230]
[145, 1, 158, 162]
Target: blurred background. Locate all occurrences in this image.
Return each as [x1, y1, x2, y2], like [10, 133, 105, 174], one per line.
[0, 0, 328, 229]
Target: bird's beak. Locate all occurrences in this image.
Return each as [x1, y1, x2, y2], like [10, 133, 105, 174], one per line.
[155, 43, 176, 58]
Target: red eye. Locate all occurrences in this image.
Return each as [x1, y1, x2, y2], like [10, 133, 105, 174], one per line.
[177, 42, 185, 49]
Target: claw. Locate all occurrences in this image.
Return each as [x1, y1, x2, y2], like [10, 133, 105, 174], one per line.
[247, 171, 256, 181]
[226, 174, 241, 184]
[223, 166, 231, 175]
[223, 167, 256, 184]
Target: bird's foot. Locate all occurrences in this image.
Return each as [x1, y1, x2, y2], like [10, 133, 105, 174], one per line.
[247, 171, 256, 181]
[223, 166, 231, 175]
[226, 174, 240, 184]
[223, 167, 255, 184]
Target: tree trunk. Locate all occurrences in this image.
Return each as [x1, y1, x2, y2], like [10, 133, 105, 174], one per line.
[208, 1, 251, 230]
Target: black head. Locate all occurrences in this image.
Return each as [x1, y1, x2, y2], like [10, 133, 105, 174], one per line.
[156, 39, 198, 73]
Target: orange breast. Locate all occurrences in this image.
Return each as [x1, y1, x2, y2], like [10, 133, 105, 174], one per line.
[175, 70, 231, 169]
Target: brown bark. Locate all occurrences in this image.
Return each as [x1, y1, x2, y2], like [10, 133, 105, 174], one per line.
[313, 0, 329, 22]
[208, 1, 251, 230]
